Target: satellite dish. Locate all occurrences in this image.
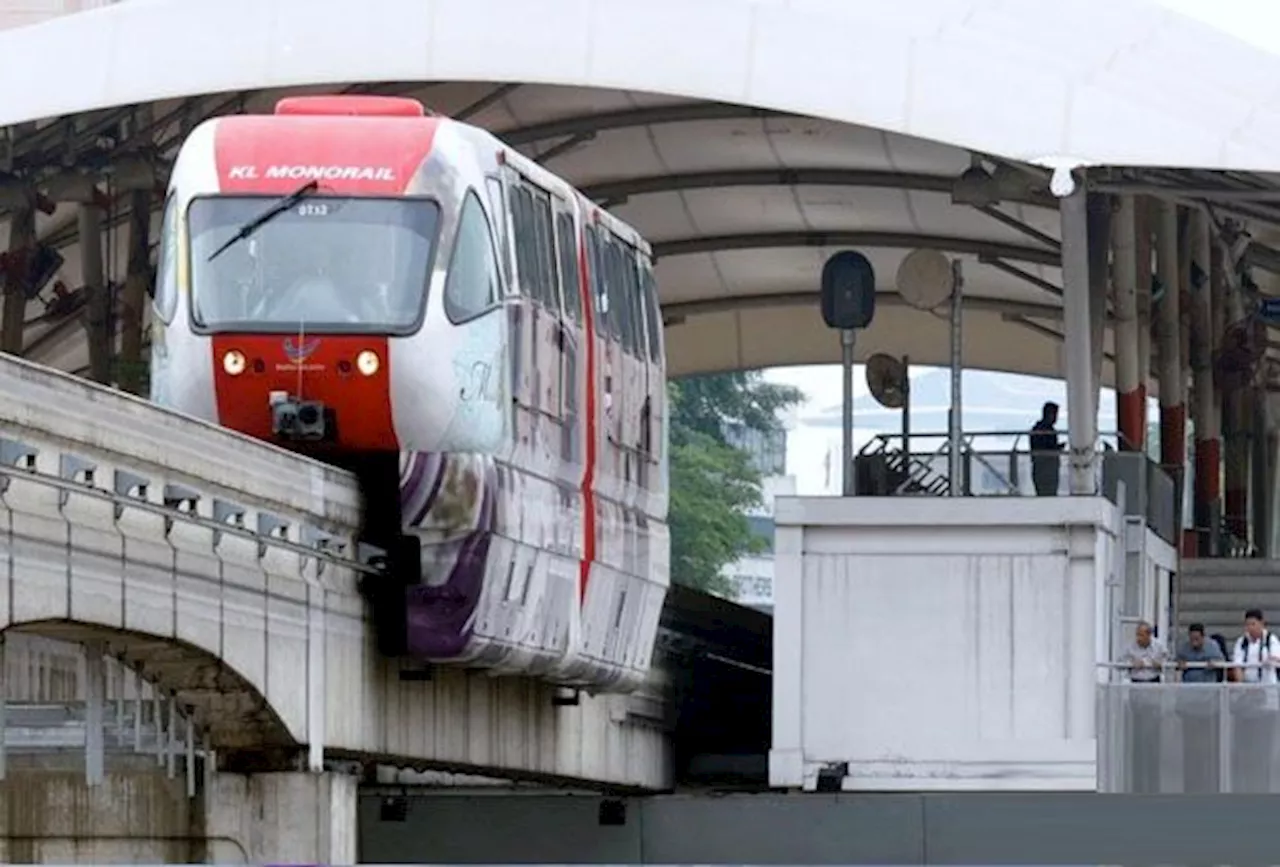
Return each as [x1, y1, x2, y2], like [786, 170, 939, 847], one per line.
[896, 249, 953, 311]
[866, 353, 907, 409]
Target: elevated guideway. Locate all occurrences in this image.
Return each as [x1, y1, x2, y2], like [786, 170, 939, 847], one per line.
[0, 351, 670, 791]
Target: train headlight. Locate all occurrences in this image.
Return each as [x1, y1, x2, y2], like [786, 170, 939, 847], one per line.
[356, 350, 380, 376]
[222, 350, 246, 376]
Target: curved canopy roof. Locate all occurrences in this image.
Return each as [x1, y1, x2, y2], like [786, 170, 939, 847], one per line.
[4, 0, 1280, 382]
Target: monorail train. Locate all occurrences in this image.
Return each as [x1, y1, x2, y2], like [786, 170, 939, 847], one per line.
[147, 94, 670, 693]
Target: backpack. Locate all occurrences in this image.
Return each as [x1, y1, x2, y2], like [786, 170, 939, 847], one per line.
[1210, 634, 1230, 682]
[1235, 631, 1275, 680]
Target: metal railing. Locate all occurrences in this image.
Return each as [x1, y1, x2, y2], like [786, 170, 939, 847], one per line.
[1097, 661, 1280, 793]
[854, 429, 1177, 543]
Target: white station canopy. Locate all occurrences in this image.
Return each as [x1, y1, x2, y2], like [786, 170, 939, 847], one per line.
[2, 0, 1280, 380]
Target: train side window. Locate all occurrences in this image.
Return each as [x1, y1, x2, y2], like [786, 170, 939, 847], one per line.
[511, 185, 537, 300]
[623, 247, 648, 360]
[555, 211, 582, 323]
[586, 226, 608, 326]
[604, 239, 630, 349]
[443, 191, 502, 324]
[154, 193, 180, 324]
[484, 176, 512, 289]
[640, 261, 662, 362]
[531, 190, 561, 314]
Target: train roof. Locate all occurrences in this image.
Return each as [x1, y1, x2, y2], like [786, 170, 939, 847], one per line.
[198, 95, 651, 254]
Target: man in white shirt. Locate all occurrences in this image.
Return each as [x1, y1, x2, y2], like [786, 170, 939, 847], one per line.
[1230, 608, 1280, 792]
[1122, 621, 1167, 792]
[1125, 620, 1168, 683]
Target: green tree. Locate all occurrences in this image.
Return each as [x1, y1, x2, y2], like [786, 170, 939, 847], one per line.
[667, 372, 804, 597]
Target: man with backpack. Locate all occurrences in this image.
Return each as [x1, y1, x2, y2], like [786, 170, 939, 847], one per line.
[1175, 624, 1226, 792]
[1229, 609, 1280, 792]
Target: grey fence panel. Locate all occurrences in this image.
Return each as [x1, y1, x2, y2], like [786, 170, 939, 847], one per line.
[1098, 682, 1280, 793]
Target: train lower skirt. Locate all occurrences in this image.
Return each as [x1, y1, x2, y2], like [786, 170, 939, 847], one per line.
[366, 450, 666, 694]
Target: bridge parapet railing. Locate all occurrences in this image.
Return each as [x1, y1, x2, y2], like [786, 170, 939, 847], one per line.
[1097, 661, 1280, 793]
[0, 354, 377, 587]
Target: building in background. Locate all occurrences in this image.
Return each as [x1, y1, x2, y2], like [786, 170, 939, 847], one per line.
[721, 414, 795, 614]
[727, 474, 795, 614]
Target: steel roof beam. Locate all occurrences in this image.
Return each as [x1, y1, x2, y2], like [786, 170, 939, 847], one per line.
[661, 289, 1080, 324]
[979, 256, 1063, 298]
[582, 167, 1058, 211]
[651, 231, 1062, 267]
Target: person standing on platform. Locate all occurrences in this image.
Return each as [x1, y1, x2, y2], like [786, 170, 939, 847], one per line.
[1029, 401, 1062, 497]
[1229, 609, 1280, 792]
[1176, 623, 1225, 792]
[1123, 620, 1167, 792]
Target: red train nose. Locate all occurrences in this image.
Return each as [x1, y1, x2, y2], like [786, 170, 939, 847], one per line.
[210, 334, 398, 452]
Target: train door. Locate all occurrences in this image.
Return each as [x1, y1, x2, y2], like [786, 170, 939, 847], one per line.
[638, 255, 665, 502]
[527, 183, 566, 466]
[610, 235, 638, 507]
[493, 171, 533, 477]
[585, 223, 620, 506]
[552, 198, 584, 483]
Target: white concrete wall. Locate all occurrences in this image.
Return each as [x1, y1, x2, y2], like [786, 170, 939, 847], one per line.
[770, 496, 1123, 791]
[206, 771, 358, 865]
[0, 761, 356, 864]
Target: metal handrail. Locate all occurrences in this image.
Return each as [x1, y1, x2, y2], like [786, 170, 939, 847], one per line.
[1098, 660, 1273, 670]
[859, 427, 1128, 455]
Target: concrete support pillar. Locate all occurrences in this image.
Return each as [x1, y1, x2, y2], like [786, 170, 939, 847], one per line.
[1252, 385, 1269, 554]
[1154, 201, 1186, 499]
[1189, 209, 1220, 555]
[1222, 265, 1250, 544]
[1113, 196, 1143, 451]
[78, 202, 112, 384]
[205, 771, 357, 864]
[1, 201, 35, 355]
[1088, 194, 1112, 430]
[1267, 394, 1280, 557]
[1060, 183, 1100, 495]
[1224, 388, 1249, 541]
[1135, 198, 1154, 450]
[0, 764, 356, 863]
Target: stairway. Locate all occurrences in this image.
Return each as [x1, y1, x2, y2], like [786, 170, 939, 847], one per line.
[872, 446, 951, 496]
[1176, 559, 1280, 646]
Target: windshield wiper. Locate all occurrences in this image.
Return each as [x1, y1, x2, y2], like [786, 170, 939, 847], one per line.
[206, 180, 319, 262]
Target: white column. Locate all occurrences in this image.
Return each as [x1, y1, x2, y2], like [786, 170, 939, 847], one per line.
[1136, 198, 1153, 442]
[1155, 201, 1186, 473]
[1060, 184, 1098, 495]
[1113, 197, 1142, 451]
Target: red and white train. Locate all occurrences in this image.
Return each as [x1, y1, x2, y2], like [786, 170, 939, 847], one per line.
[148, 95, 669, 693]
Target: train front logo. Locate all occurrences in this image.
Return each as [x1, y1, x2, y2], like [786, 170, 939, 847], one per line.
[282, 336, 321, 364]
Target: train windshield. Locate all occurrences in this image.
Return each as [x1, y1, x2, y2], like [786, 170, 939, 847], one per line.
[187, 195, 441, 332]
